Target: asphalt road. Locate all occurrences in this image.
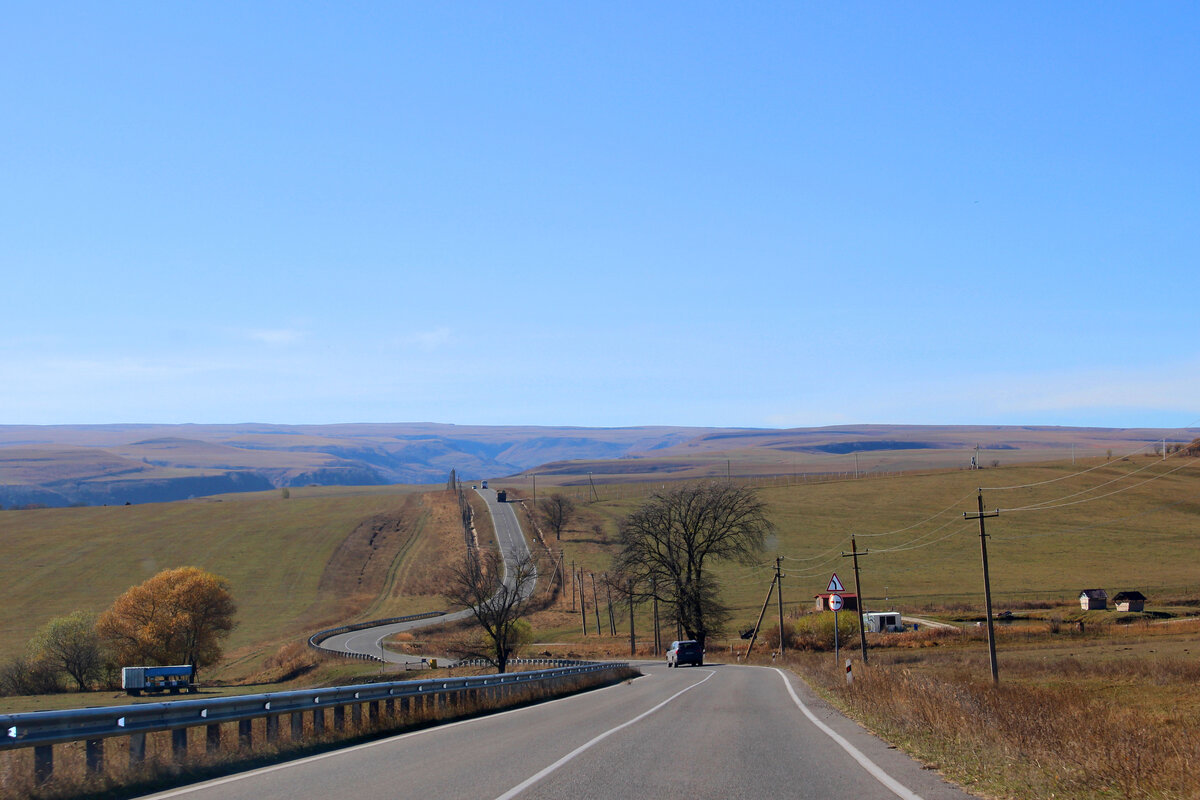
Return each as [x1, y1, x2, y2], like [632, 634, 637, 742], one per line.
[319, 488, 535, 664]
[142, 662, 979, 800]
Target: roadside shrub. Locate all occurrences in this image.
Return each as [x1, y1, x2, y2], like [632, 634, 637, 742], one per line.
[786, 612, 859, 652]
[0, 656, 64, 696]
[758, 622, 796, 651]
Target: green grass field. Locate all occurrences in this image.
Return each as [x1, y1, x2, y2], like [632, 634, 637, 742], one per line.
[0, 485, 430, 671]
[531, 454, 1200, 642]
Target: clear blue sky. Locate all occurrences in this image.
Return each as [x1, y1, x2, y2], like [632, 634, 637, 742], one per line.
[3, 4, 1197, 429]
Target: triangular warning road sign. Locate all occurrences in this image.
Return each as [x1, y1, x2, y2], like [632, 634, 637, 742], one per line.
[827, 574, 845, 593]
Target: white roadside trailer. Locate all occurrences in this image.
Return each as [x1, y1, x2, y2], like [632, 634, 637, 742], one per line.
[863, 611, 905, 633]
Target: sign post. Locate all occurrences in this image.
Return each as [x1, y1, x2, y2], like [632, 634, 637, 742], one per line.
[827, 574, 845, 667]
[829, 592, 843, 665]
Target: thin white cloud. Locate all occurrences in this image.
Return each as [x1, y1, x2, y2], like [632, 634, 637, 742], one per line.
[245, 328, 304, 346]
[399, 327, 454, 350]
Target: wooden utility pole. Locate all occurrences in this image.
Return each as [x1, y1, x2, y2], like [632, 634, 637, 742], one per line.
[590, 573, 602, 636]
[744, 572, 777, 658]
[965, 490, 1001, 683]
[775, 557, 786, 656]
[578, 567, 587, 636]
[570, 559, 577, 612]
[605, 574, 616, 635]
[841, 536, 869, 664]
[558, 552, 566, 604]
[628, 579, 636, 656]
[652, 577, 661, 655]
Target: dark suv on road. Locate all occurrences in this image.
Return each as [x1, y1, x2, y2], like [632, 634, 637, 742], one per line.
[666, 639, 703, 667]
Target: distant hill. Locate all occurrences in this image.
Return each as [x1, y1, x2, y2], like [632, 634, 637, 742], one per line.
[0, 423, 714, 507]
[0, 422, 1194, 507]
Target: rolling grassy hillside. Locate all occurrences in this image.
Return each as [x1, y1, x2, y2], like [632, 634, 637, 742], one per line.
[0, 485, 469, 676]
[2, 446, 1196, 680]
[523, 451, 1200, 644]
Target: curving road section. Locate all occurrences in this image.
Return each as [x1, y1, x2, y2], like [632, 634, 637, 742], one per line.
[319, 487, 535, 664]
[141, 661, 980, 800]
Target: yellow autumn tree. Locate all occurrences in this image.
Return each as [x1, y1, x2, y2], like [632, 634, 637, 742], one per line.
[97, 567, 237, 680]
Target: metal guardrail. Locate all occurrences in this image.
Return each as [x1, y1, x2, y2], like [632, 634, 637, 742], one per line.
[307, 611, 446, 661]
[455, 657, 592, 668]
[1, 663, 626, 751]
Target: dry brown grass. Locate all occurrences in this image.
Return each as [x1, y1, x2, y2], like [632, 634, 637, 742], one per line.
[314, 491, 465, 625]
[789, 621, 1200, 799]
[252, 642, 322, 684]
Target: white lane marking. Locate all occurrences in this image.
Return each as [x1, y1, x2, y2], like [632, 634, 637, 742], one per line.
[773, 668, 924, 800]
[492, 669, 715, 800]
[140, 671, 644, 799]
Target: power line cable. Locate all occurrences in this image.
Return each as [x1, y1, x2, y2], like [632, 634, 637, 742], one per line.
[995, 453, 1191, 510]
[980, 417, 1200, 492]
[992, 493, 1200, 541]
[1000, 458, 1198, 513]
[853, 489, 980, 539]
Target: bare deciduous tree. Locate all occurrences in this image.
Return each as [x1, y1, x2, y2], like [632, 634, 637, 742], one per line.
[445, 548, 538, 673]
[539, 494, 576, 541]
[614, 482, 771, 650]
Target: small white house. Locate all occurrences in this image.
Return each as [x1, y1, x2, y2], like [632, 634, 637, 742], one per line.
[864, 611, 904, 633]
[1079, 589, 1108, 610]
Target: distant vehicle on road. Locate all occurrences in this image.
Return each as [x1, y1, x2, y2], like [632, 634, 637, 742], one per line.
[481, 480, 488, 489]
[666, 640, 703, 667]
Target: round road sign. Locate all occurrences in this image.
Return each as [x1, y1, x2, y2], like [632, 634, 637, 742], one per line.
[829, 593, 844, 611]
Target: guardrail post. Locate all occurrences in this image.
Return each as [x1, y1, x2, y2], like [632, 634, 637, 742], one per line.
[172, 727, 188, 761]
[129, 732, 146, 767]
[0, 660, 625, 784]
[34, 744, 52, 783]
[86, 738, 104, 773]
[238, 719, 252, 748]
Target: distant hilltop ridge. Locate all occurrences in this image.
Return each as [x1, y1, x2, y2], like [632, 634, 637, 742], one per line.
[0, 422, 1194, 508]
